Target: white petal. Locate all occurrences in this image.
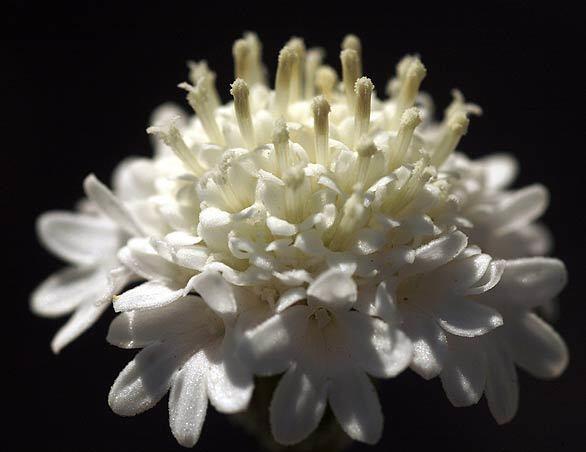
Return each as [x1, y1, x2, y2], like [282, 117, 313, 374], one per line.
[328, 368, 383, 444]
[31, 266, 107, 317]
[118, 240, 179, 282]
[108, 296, 211, 348]
[37, 211, 119, 265]
[439, 336, 486, 406]
[243, 305, 310, 376]
[433, 297, 503, 337]
[270, 365, 327, 445]
[495, 184, 548, 235]
[204, 338, 253, 413]
[466, 260, 505, 295]
[108, 341, 191, 416]
[187, 271, 237, 320]
[51, 300, 110, 353]
[508, 313, 568, 379]
[433, 253, 492, 293]
[293, 230, 327, 256]
[402, 231, 468, 276]
[482, 258, 567, 309]
[113, 157, 156, 201]
[402, 308, 448, 380]
[484, 344, 519, 424]
[169, 351, 208, 448]
[339, 310, 412, 378]
[307, 268, 357, 311]
[266, 216, 297, 236]
[478, 153, 518, 190]
[113, 281, 184, 312]
[84, 174, 144, 236]
[275, 287, 307, 312]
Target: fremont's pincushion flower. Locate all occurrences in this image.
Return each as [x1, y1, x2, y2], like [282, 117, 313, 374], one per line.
[32, 32, 568, 448]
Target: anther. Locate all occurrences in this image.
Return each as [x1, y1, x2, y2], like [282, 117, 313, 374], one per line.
[233, 39, 251, 82]
[272, 118, 291, 176]
[286, 37, 306, 103]
[230, 78, 256, 149]
[353, 76, 374, 144]
[388, 107, 422, 171]
[274, 46, 299, 116]
[329, 185, 368, 251]
[178, 81, 225, 145]
[187, 60, 221, 110]
[355, 137, 378, 189]
[304, 48, 324, 99]
[315, 65, 337, 101]
[431, 112, 469, 167]
[388, 57, 426, 130]
[311, 95, 331, 166]
[341, 49, 360, 108]
[342, 34, 362, 77]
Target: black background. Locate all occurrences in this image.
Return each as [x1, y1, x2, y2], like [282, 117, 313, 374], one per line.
[3, 2, 584, 451]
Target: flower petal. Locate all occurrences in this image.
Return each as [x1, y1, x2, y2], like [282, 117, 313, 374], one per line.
[186, 271, 237, 320]
[402, 231, 468, 276]
[508, 313, 568, 379]
[113, 281, 184, 312]
[495, 184, 548, 235]
[478, 153, 518, 190]
[339, 310, 412, 378]
[433, 297, 503, 337]
[108, 341, 191, 416]
[484, 344, 519, 424]
[37, 211, 120, 265]
[439, 336, 486, 406]
[269, 365, 328, 445]
[243, 305, 310, 376]
[169, 351, 208, 448]
[307, 267, 357, 311]
[481, 258, 567, 309]
[84, 174, 144, 236]
[31, 266, 107, 317]
[51, 299, 110, 353]
[204, 337, 253, 413]
[328, 367, 383, 445]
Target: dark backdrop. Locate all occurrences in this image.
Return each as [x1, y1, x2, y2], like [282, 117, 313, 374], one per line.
[3, 2, 584, 451]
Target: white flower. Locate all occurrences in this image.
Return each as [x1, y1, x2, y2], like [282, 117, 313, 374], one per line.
[32, 31, 569, 448]
[243, 267, 412, 445]
[107, 271, 266, 447]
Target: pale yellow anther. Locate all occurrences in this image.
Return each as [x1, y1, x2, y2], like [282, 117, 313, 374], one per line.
[147, 121, 205, 176]
[187, 60, 221, 109]
[431, 112, 469, 167]
[388, 107, 422, 171]
[272, 118, 291, 176]
[315, 65, 337, 101]
[243, 32, 264, 85]
[233, 39, 251, 82]
[342, 34, 362, 77]
[286, 37, 306, 102]
[230, 78, 255, 149]
[179, 81, 225, 145]
[274, 46, 298, 116]
[388, 57, 427, 130]
[304, 48, 325, 99]
[341, 49, 360, 108]
[311, 95, 331, 166]
[353, 76, 374, 143]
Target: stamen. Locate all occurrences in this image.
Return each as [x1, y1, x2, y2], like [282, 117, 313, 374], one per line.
[272, 118, 291, 176]
[340, 49, 360, 108]
[283, 165, 306, 223]
[232, 38, 251, 82]
[304, 48, 325, 99]
[286, 37, 306, 103]
[243, 32, 264, 85]
[342, 34, 362, 77]
[214, 151, 252, 211]
[388, 57, 426, 130]
[387, 107, 422, 171]
[187, 60, 221, 110]
[353, 77, 374, 144]
[147, 121, 205, 176]
[355, 137, 378, 189]
[311, 95, 331, 166]
[178, 81, 225, 145]
[315, 65, 337, 101]
[384, 157, 434, 214]
[445, 89, 482, 121]
[329, 185, 368, 251]
[274, 46, 298, 116]
[431, 112, 469, 167]
[230, 78, 256, 149]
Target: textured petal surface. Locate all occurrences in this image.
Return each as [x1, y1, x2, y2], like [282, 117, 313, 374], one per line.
[109, 341, 190, 416]
[169, 351, 208, 447]
[485, 344, 519, 424]
[433, 297, 503, 337]
[37, 211, 119, 265]
[113, 281, 184, 312]
[328, 368, 383, 444]
[403, 231, 468, 276]
[307, 267, 357, 311]
[270, 365, 327, 445]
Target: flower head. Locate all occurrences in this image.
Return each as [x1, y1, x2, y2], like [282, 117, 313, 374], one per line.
[32, 32, 568, 448]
